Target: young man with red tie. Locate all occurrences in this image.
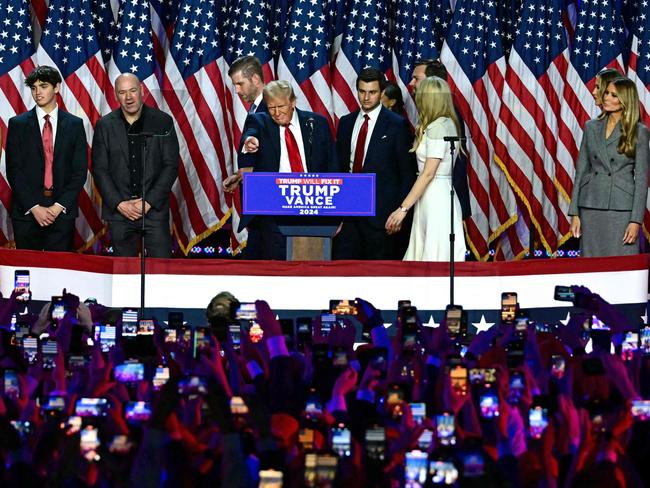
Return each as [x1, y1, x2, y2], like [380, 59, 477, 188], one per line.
[238, 80, 337, 259]
[334, 68, 417, 260]
[6, 66, 87, 251]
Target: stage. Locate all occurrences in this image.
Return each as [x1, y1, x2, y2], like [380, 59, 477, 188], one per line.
[0, 249, 646, 330]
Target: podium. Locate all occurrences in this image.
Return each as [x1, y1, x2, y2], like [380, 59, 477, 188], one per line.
[242, 172, 376, 261]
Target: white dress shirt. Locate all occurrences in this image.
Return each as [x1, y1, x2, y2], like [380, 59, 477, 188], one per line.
[348, 103, 382, 171]
[278, 110, 306, 173]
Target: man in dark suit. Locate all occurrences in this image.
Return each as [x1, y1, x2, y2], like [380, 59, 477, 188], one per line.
[223, 56, 268, 193]
[237, 80, 337, 259]
[334, 68, 417, 260]
[6, 66, 87, 251]
[92, 73, 179, 258]
[410, 59, 471, 221]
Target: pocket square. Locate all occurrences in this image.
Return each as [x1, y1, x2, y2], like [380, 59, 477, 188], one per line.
[381, 134, 387, 140]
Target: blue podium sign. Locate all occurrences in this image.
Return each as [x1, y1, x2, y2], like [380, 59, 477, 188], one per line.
[242, 172, 375, 216]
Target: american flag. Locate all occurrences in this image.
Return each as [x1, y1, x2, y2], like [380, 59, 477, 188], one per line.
[36, 0, 115, 250]
[0, 0, 36, 246]
[494, 0, 571, 256]
[627, 0, 650, 239]
[277, 0, 334, 129]
[390, 0, 452, 126]
[556, 0, 626, 203]
[440, 0, 521, 261]
[162, 0, 234, 254]
[107, 0, 161, 107]
[29, 0, 49, 44]
[222, 0, 276, 253]
[332, 0, 391, 121]
[91, 0, 119, 65]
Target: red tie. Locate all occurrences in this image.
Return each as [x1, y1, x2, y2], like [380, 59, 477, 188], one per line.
[352, 114, 369, 173]
[43, 114, 54, 189]
[284, 125, 304, 172]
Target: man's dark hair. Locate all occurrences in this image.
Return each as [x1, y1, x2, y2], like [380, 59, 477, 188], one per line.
[206, 291, 239, 326]
[414, 58, 448, 80]
[356, 67, 387, 91]
[25, 66, 62, 88]
[228, 55, 265, 83]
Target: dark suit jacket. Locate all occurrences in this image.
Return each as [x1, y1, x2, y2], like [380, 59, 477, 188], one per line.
[91, 105, 179, 221]
[237, 109, 337, 233]
[336, 107, 417, 228]
[6, 108, 87, 220]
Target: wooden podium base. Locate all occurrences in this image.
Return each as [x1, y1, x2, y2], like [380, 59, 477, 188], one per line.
[290, 236, 326, 261]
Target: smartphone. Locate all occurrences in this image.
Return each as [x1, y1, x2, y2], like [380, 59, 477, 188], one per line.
[50, 296, 66, 321]
[514, 314, 529, 337]
[460, 448, 485, 477]
[410, 402, 426, 425]
[622, 331, 639, 361]
[4, 369, 20, 399]
[509, 371, 525, 392]
[114, 362, 145, 382]
[279, 318, 295, 349]
[236, 303, 257, 321]
[230, 396, 249, 415]
[501, 292, 518, 324]
[398, 299, 412, 310]
[80, 425, 100, 462]
[299, 428, 315, 451]
[404, 449, 428, 486]
[331, 346, 348, 368]
[631, 400, 650, 420]
[428, 459, 459, 485]
[167, 311, 184, 329]
[177, 376, 208, 396]
[149, 366, 168, 391]
[193, 326, 210, 358]
[401, 306, 419, 349]
[332, 423, 352, 457]
[368, 347, 388, 379]
[445, 305, 463, 337]
[296, 317, 312, 350]
[21, 335, 39, 365]
[228, 324, 241, 347]
[550, 354, 565, 379]
[529, 405, 549, 438]
[109, 434, 133, 454]
[41, 338, 59, 371]
[365, 426, 386, 461]
[305, 388, 323, 421]
[591, 328, 612, 352]
[641, 326, 650, 355]
[479, 392, 499, 418]
[386, 383, 405, 419]
[449, 365, 468, 396]
[124, 401, 152, 423]
[436, 411, 456, 446]
[320, 312, 336, 337]
[75, 398, 109, 417]
[137, 319, 155, 336]
[330, 299, 357, 315]
[469, 368, 496, 385]
[259, 469, 283, 487]
[554, 285, 575, 302]
[121, 309, 139, 337]
[99, 324, 116, 352]
[42, 394, 66, 415]
[14, 270, 30, 302]
[68, 355, 90, 371]
[249, 322, 264, 343]
[506, 339, 525, 368]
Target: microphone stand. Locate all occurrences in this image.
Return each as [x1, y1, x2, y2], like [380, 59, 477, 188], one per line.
[129, 129, 171, 319]
[443, 135, 466, 307]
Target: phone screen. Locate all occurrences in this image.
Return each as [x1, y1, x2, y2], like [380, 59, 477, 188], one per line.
[75, 398, 109, 417]
[80, 426, 100, 462]
[332, 424, 351, 457]
[554, 285, 575, 302]
[22, 335, 38, 364]
[114, 362, 145, 382]
[631, 400, 650, 420]
[529, 406, 549, 438]
[137, 319, 155, 336]
[50, 297, 66, 321]
[429, 460, 459, 485]
[501, 292, 517, 323]
[236, 303, 257, 320]
[622, 331, 639, 361]
[436, 412, 456, 446]
[446, 306, 462, 335]
[259, 470, 283, 487]
[320, 313, 336, 337]
[152, 366, 170, 390]
[404, 450, 428, 486]
[550, 354, 565, 378]
[449, 365, 467, 396]
[99, 324, 116, 352]
[330, 299, 357, 315]
[14, 270, 30, 302]
[193, 327, 210, 357]
[4, 370, 19, 399]
[122, 309, 139, 337]
[410, 402, 426, 424]
[365, 427, 386, 461]
[124, 401, 152, 422]
[479, 393, 499, 418]
[42, 339, 59, 370]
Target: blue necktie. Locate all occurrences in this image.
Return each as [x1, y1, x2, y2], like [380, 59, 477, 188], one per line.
[249, 103, 257, 114]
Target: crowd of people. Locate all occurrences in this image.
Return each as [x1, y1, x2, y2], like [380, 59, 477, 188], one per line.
[0, 285, 648, 487]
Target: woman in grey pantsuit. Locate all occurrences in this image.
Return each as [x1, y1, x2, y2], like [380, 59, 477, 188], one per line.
[569, 77, 649, 257]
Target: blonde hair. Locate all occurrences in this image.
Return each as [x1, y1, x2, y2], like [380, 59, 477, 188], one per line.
[411, 76, 459, 152]
[263, 80, 296, 101]
[600, 77, 640, 157]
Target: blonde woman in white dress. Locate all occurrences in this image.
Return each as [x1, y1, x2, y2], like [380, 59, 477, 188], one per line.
[385, 76, 467, 261]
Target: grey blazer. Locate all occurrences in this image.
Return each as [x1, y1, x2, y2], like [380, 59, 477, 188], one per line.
[569, 117, 649, 223]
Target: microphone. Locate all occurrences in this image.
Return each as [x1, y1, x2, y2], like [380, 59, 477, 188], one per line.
[443, 136, 467, 142]
[306, 117, 315, 146]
